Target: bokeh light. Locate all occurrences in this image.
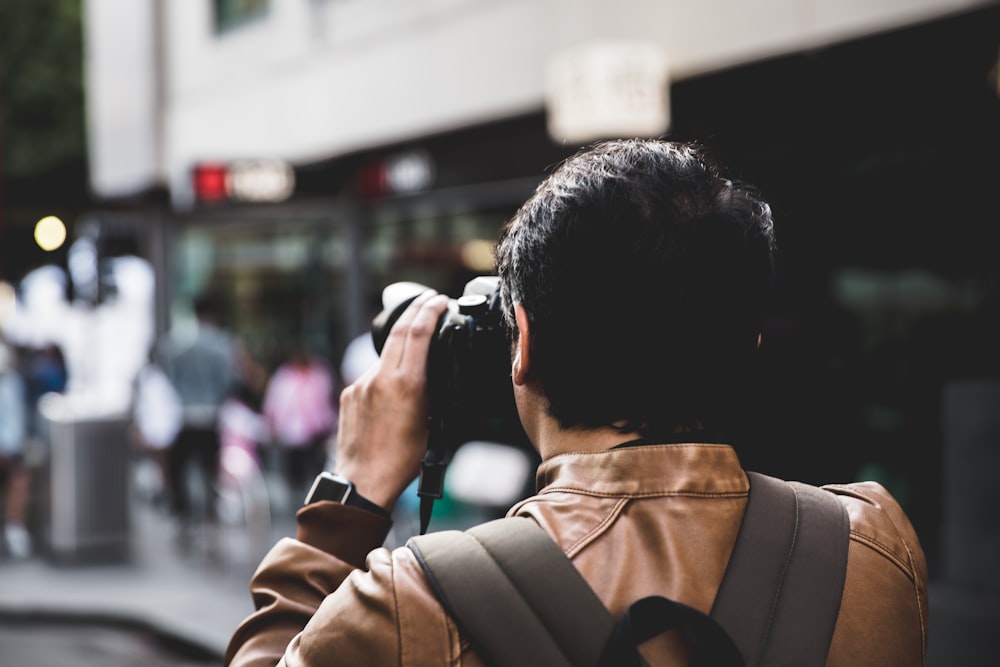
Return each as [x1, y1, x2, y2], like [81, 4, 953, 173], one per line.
[461, 239, 496, 272]
[34, 215, 68, 252]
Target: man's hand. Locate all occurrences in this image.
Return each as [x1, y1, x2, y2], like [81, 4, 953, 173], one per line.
[334, 290, 449, 512]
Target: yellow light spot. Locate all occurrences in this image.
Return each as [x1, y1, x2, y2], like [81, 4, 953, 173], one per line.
[460, 239, 496, 272]
[34, 216, 67, 252]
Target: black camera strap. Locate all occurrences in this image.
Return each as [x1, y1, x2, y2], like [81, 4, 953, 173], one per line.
[417, 449, 448, 535]
[418, 497, 435, 536]
[417, 415, 459, 535]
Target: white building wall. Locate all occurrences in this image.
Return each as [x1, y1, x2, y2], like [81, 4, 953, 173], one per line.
[83, 0, 161, 198]
[87, 0, 995, 202]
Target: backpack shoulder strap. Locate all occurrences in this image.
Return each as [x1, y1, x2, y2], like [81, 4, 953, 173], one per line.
[711, 471, 851, 667]
[407, 517, 615, 667]
[408, 472, 850, 667]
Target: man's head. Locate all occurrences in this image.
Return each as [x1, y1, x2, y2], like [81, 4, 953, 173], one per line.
[495, 139, 776, 439]
[193, 293, 222, 325]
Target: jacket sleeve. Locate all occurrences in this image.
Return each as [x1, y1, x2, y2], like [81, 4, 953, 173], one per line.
[225, 502, 459, 667]
[225, 501, 389, 667]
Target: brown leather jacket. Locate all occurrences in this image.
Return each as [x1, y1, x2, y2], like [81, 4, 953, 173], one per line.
[226, 444, 928, 666]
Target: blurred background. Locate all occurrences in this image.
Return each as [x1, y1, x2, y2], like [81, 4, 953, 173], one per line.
[0, 0, 998, 664]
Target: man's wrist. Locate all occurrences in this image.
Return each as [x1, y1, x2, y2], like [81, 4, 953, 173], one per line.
[305, 472, 392, 519]
[296, 499, 392, 568]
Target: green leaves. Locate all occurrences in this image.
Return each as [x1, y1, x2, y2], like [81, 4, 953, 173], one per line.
[0, 0, 85, 177]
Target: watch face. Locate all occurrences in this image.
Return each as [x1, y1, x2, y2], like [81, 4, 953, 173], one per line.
[306, 472, 352, 504]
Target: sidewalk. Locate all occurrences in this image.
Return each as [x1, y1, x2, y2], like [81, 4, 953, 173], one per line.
[0, 494, 296, 661]
[0, 456, 494, 664]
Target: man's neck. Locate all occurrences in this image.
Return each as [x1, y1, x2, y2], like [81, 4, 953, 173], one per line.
[527, 405, 713, 461]
[515, 383, 621, 460]
[533, 420, 643, 461]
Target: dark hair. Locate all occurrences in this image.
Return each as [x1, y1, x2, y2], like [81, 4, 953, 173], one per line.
[494, 139, 776, 438]
[193, 293, 222, 322]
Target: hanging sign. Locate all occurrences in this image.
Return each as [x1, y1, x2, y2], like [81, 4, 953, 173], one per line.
[546, 41, 671, 144]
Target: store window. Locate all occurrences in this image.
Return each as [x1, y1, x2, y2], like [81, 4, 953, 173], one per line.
[214, 0, 269, 33]
[366, 205, 510, 306]
[172, 214, 348, 374]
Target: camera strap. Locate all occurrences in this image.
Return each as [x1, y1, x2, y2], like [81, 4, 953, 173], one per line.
[417, 455, 447, 535]
[417, 422, 454, 534]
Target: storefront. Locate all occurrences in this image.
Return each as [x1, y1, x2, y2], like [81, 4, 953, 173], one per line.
[169, 114, 577, 376]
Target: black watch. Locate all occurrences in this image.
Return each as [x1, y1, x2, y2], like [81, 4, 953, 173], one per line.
[304, 472, 391, 518]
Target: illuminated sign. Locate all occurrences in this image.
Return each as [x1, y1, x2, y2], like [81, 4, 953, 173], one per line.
[385, 150, 434, 193]
[193, 163, 228, 203]
[192, 159, 295, 204]
[360, 150, 435, 197]
[228, 159, 295, 202]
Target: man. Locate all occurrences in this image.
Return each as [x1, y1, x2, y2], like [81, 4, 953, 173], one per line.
[262, 343, 339, 500]
[0, 340, 32, 558]
[226, 140, 928, 666]
[161, 293, 241, 524]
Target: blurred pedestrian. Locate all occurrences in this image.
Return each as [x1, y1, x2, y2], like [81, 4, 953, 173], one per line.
[339, 330, 378, 387]
[262, 343, 338, 500]
[160, 293, 241, 525]
[340, 297, 382, 388]
[219, 380, 266, 470]
[217, 380, 268, 526]
[23, 342, 68, 440]
[0, 340, 31, 558]
[129, 350, 183, 506]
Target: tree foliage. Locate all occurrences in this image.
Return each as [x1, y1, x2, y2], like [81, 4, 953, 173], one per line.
[0, 0, 85, 177]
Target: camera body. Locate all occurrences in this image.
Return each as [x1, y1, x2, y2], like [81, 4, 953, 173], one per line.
[371, 276, 527, 463]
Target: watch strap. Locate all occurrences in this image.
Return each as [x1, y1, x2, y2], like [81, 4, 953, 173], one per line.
[305, 472, 391, 519]
[344, 487, 391, 518]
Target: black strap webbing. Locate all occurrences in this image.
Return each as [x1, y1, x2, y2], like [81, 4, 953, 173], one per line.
[409, 473, 850, 667]
[599, 595, 743, 667]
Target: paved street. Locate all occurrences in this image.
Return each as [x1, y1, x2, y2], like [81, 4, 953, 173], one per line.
[0, 613, 220, 667]
[0, 491, 295, 664]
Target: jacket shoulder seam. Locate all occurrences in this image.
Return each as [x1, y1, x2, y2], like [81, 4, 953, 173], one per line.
[849, 530, 913, 581]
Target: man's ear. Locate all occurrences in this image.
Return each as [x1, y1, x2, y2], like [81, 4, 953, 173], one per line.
[512, 303, 531, 386]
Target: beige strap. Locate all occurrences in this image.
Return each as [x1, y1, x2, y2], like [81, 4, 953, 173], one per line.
[711, 472, 850, 666]
[408, 517, 614, 667]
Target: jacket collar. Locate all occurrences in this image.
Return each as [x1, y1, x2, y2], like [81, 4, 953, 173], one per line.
[535, 443, 748, 498]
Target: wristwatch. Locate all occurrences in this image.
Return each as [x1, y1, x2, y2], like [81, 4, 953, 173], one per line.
[304, 471, 391, 518]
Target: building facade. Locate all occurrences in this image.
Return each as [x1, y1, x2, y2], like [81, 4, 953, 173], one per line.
[84, 0, 999, 355]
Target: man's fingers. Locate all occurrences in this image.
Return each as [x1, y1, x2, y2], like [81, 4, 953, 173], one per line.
[335, 291, 449, 509]
[378, 291, 447, 370]
[398, 294, 449, 371]
[377, 290, 436, 368]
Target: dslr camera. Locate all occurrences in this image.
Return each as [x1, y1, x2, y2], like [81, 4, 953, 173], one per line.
[371, 277, 528, 529]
